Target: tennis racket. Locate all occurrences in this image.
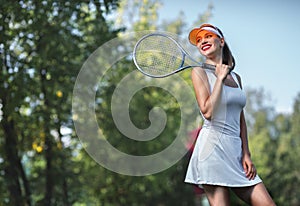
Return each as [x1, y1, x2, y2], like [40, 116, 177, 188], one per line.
[133, 32, 216, 78]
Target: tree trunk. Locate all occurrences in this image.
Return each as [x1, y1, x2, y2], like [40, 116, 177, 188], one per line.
[44, 134, 53, 206]
[2, 118, 25, 206]
[40, 68, 54, 206]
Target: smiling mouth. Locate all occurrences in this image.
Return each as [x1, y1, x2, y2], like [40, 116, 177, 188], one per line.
[201, 44, 212, 51]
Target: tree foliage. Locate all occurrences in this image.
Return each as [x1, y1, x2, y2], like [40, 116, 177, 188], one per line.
[0, 1, 120, 205]
[245, 88, 300, 205]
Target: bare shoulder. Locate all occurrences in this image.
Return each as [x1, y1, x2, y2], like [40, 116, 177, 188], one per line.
[191, 67, 208, 81]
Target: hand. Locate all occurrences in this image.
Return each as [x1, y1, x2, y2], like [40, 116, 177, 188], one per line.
[215, 64, 230, 81]
[242, 153, 257, 180]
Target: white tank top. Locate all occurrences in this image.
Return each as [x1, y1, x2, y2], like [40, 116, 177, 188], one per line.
[202, 70, 246, 137]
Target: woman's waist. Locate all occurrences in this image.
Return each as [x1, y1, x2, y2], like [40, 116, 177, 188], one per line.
[202, 121, 240, 136]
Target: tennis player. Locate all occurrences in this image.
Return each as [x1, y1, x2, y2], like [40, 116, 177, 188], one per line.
[184, 23, 276, 206]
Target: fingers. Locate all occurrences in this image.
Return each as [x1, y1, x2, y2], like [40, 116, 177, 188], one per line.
[215, 64, 230, 80]
[242, 154, 257, 180]
[245, 164, 257, 180]
[243, 161, 248, 174]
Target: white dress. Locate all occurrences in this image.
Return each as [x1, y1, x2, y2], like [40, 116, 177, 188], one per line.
[185, 70, 262, 187]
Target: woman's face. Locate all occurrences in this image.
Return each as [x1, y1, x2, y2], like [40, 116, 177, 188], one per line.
[195, 30, 224, 58]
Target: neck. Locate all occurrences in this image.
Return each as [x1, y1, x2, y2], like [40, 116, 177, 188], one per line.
[205, 48, 223, 65]
[205, 55, 222, 66]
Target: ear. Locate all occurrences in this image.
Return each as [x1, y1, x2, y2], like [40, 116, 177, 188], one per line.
[220, 38, 225, 47]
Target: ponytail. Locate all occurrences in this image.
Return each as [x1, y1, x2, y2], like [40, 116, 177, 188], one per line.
[222, 42, 235, 69]
[214, 26, 235, 69]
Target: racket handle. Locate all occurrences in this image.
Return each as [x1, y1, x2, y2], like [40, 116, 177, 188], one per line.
[202, 63, 216, 70]
[202, 63, 233, 72]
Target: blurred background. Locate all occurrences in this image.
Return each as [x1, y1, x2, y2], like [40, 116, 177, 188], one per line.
[1, 0, 299, 205]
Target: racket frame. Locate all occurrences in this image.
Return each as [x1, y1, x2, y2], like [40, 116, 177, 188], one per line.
[133, 32, 216, 78]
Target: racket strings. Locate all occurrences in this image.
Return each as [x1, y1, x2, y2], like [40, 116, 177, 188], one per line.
[134, 35, 184, 76]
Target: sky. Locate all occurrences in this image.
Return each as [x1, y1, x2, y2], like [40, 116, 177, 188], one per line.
[157, 0, 300, 114]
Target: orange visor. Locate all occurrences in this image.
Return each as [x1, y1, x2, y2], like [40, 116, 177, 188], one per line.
[189, 24, 223, 46]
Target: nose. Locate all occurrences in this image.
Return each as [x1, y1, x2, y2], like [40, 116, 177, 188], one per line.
[201, 39, 208, 45]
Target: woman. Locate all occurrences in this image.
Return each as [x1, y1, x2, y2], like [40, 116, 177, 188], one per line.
[184, 23, 275, 206]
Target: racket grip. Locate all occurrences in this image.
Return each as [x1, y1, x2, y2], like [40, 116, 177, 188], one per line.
[203, 63, 233, 72]
[202, 63, 216, 71]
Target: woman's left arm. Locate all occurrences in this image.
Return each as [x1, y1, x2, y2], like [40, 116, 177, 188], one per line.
[240, 110, 256, 180]
[236, 73, 257, 180]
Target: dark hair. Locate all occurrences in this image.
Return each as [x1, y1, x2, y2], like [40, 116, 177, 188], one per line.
[215, 27, 235, 69]
[222, 42, 235, 69]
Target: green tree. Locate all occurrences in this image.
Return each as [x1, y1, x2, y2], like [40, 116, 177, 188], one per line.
[245, 89, 300, 205]
[272, 93, 300, 205]
[0, 1, 120, 205]
[115, 0, 161, 31]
